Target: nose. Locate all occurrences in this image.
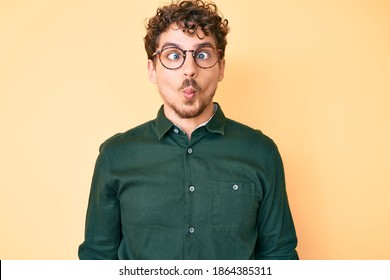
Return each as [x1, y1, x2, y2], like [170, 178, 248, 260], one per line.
[182, 52, 197, 78]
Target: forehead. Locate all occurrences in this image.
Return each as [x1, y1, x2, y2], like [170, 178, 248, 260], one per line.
[157, 23, 217, 49]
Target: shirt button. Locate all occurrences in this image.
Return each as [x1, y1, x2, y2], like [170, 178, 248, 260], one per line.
[232, 184, 239, 191]
[189, 186, 195, 192]
[189, 227, 195, 234]
[173, 128, 179, 134]
[187, 148, 193, 154]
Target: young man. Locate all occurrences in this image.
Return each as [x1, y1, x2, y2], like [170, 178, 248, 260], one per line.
[79, 0, 298, 260]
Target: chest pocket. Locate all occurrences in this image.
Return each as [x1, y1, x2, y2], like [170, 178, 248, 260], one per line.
[212, 181, 256, 234]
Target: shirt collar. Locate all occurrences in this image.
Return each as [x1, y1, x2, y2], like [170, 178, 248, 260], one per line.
[155, 102, 226, 140]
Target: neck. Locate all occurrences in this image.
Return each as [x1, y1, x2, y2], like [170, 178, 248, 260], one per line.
[164, 103, 215, 139]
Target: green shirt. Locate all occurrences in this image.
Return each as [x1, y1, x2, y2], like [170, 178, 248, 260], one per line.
[78, 104, 298, 260]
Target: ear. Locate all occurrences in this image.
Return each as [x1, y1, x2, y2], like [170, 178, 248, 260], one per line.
[148, 59, 157, 84]
[218, 58, 225, 82]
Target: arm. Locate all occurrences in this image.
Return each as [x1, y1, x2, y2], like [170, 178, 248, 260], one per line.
[255, 145, 299, 260]
[78, 148, 121, 259]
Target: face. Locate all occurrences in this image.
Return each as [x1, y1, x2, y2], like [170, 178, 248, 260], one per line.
[148, 24, 225, 120]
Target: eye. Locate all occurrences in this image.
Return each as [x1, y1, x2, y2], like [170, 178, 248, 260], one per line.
[195, 49, 211, 60]
[164, 49, 183, 61]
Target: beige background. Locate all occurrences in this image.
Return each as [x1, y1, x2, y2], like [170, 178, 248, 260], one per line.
[1, 0, 389, 259]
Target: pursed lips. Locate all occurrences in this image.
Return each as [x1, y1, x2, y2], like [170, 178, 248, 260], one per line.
[182, 87, 197, 99]
[179, 78, 201, 100]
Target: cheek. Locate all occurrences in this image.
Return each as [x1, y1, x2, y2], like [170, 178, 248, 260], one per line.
[203, 73, 221, 89]
[157, 75, 174, 86]
[156, 71, 181, 91]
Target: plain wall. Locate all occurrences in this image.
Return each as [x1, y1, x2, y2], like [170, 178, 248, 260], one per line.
[1, 0, 389, 259]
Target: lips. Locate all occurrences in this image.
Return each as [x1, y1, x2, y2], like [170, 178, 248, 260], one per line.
[180, 79, 201, 100]
[183, 87, 196, 99]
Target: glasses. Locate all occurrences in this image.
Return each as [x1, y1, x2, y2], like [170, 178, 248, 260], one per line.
[152, 46, 222, 70]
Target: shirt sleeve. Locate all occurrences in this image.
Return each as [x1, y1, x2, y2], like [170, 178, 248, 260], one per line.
[254, 144, 299, 260]
[78, 146, 121, 259]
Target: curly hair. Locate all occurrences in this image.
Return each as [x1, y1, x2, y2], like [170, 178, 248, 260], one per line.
[144, 0, 229, 60]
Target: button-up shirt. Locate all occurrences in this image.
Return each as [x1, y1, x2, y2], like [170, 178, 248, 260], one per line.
[78, 104, 298, 260]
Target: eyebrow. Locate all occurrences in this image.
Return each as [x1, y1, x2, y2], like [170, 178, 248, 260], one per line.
[159, 42, 215, 50]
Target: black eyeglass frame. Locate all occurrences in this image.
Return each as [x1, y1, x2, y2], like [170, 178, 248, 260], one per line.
[152, 46, 222, 70]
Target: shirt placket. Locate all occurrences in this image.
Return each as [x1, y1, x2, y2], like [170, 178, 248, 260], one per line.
[183, 140, 195, 259]
[170, 126, 197, 259]
[183, 128, 209, 259]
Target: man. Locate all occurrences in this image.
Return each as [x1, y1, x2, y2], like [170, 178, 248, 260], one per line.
[79, 0, 298, 260]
